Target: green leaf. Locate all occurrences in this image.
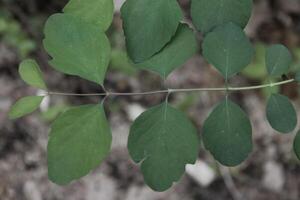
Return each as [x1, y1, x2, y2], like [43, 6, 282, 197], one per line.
[242, 43, 268, 80]
[63, 0, 114, 31]
[191, 0, 252, 34]
[19, 59, 47, 90]
[47, 104, 112, 185]
[135, 24, 197, 78]
[9, 96, 44, 119]
[121, 0, 183, 63]
[202, 23, 254, 80]
[296, 71, 300, 83]
[266, 93, 297, 133]
[43, 14, 111, 85]
[202, 98, 253, 166]
[128, 103, 199, 191]
[41, 104, 70, 122]
[266, 44, 292, 77]
[293, 130, 300, 160]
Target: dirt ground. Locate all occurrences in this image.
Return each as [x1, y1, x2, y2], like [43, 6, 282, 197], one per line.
[1, 0, 300, 199]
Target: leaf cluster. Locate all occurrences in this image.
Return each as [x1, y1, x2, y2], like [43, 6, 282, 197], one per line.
[9, 0, 300, 192]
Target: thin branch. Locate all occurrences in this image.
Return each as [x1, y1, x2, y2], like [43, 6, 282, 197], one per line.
[47, 92, 106, 96]
[47, 79, 295, 97]
[228, 79, 294, 91]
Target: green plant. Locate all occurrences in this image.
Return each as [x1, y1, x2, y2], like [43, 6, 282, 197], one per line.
[9, 0, 300, 192]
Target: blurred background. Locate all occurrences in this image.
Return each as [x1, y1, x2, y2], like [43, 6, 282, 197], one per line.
[1, 0, 300, 199]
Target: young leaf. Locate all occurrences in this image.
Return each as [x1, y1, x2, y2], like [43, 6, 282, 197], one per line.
[121, 0, 183, 63]
[191, 0, 252, 34]
[43, 14, 111, 85]
[293, 130, 300, 160]
[63, 0, 114, 31]
[242, 43, 267, 80]
[128, 103, 199, 191]
[47, 104, 112, 185]
[202, 23, 254, 80]
[266, 93, 297, 133]
[9, 96, 44, 119]
[19, 59, 47, 90]
[202, 98, 253, 166]
[266, 44, 292, 77]
[135, 24, 197, 78]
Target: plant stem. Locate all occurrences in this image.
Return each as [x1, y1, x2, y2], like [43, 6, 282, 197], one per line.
[47, 79, 294, 97]
[47, 92, 106, 96]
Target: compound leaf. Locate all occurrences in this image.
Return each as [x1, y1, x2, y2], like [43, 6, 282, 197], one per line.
[293, 130, 300, 160]
[202, 98, 253, 166]
[121, 0, 183, 63]
[128, 103, 199, 191]
[43, 13, 110, 85]
[136, 24, 197, 78]
[63, 0, 114, 31]
[19, 59, 47, 90]
[191, 0, 252, 34]
[266, 44, 292, 77]
[202, 23, 254, 80]
[266, 93, 297, 133]
[9, 96, 44, 119]
[48, 104, 112, 185]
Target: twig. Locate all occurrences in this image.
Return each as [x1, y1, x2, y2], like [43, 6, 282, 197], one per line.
[46, 79, 294, 97]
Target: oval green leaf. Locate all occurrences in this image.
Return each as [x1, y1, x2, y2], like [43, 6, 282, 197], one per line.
[9, 96, 44, 119]
[135, 24, 197, 78]
[121, 0, 183, 63]
[266, 44, 292, 77]
[293, 130, 300, 160]
[128, 103, 200, 191]
[191, 0, 252, 34]
[43, 13, 111, 85]
[47, 104, 112, 185]
[63, 0, 114, 31]
[202, 23, 254, 80]
[202, 98, 253, 166]
[266, 93, 297, 133]
[19, 59, 47, 90]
